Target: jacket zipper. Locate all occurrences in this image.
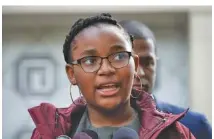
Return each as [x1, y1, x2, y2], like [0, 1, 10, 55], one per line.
[144, 118, 167, 139]
[55, 110, 59, 128]
[55, 110, 65, 134]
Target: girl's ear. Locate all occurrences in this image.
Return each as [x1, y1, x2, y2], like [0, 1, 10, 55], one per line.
[133, 54, 139, 73]
[65, 64, 77, 85]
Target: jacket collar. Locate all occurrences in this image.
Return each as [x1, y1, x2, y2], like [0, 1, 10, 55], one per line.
[29, 90, 188, 138]
[60, 91, 187, 138]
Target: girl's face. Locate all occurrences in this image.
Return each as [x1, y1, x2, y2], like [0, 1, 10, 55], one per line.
[66, 24, 139, 112]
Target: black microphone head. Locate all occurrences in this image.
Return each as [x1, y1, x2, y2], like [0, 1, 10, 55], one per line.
[83, 130, 99, 139]
[72, 132, 92, 139]
[112, 127, 139, 139]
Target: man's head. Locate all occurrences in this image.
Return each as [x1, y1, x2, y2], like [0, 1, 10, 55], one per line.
[119, 20, 157, 94]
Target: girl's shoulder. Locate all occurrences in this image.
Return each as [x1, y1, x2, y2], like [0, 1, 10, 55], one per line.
[28, 99, 86, 139]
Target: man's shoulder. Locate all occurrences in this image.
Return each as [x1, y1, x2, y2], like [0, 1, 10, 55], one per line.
[156, 99, 205, 122]
[155, 99, 212, 138]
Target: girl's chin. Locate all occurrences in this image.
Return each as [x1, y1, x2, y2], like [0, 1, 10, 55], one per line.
[97, 99, 128, 112]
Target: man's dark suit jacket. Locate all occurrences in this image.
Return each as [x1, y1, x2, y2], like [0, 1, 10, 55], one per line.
[156, 99, 212, 139]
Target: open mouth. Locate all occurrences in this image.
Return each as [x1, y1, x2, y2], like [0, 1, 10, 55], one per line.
[96, 83, 120, 97]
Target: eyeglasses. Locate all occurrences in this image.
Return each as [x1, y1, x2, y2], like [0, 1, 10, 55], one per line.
[71, 51, 132, 73]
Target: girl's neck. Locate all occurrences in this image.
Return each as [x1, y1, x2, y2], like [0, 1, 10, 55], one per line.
[87, 102, 134, 128]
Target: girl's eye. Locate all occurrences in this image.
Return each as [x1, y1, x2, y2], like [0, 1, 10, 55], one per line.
[113, 52, 127, 61]
[81, 57, 98, 65]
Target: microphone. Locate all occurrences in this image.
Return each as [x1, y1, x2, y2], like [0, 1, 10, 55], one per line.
[56, 130, 98, 139]
[112, 127, 139, 139]
[56, 133, 91, 139]
[72, 132, 92, 139]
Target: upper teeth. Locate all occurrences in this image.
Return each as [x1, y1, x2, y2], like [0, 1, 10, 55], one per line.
[99, 84, 116, 88]
[103, 84, 114, 86]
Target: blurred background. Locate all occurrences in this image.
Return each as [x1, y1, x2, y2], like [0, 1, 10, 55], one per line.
[2, 6, 212, 139]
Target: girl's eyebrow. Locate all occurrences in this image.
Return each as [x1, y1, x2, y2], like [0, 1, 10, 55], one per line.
[109, 44, 126, 52]
[80, 48, 98, 56]
[78, 44, 126, 57]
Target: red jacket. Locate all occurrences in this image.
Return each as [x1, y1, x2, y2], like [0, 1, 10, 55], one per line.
[28, 91, 195, 139]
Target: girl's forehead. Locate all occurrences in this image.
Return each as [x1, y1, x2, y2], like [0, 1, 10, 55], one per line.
[72, 24, 131, 52]
[76, 24, 125, 40]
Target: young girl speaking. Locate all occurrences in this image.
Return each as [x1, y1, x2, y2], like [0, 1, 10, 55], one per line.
[29, 13, 195, 139]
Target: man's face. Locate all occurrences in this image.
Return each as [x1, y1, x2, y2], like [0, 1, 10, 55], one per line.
[132, 38, 157, 94]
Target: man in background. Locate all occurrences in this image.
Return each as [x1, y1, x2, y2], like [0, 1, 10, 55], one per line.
[119, 20, 212, 139]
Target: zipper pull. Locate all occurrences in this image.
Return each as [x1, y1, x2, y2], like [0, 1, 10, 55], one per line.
[162, 118, 167, 122]
[55, 111, 59, 128]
